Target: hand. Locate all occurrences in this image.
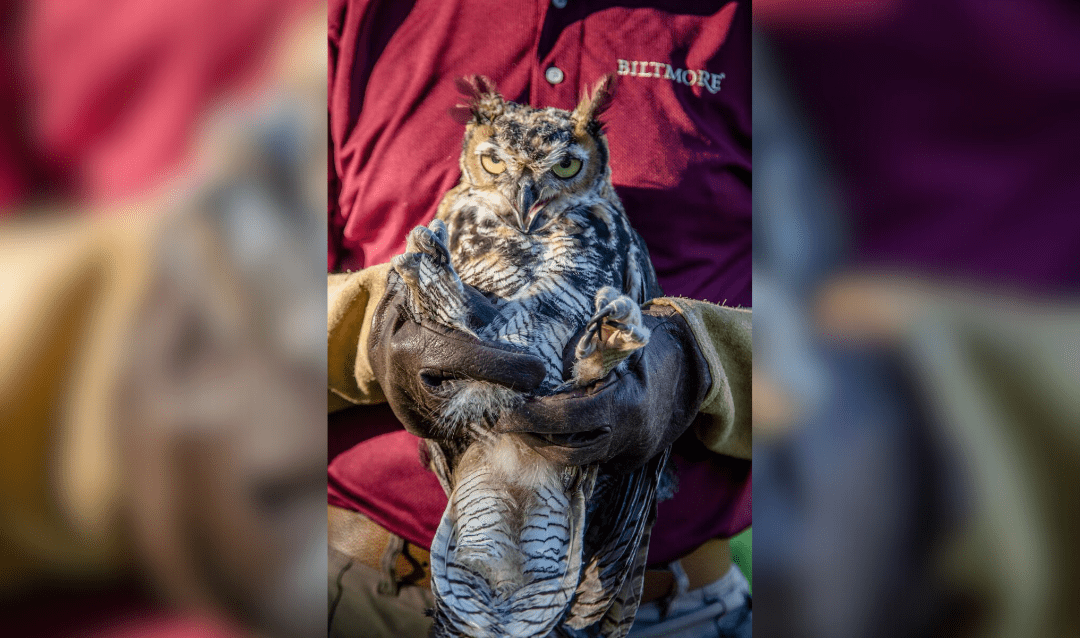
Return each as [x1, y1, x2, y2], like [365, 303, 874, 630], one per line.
[368, 271, 548, 438]
[494, 304, 712, 472]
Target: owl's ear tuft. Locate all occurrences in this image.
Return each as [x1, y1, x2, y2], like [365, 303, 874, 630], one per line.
[452, 75, 504, 125]
[572, 74, 616, 137]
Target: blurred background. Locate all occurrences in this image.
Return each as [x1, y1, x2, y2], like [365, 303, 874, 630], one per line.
[0, 1, 326, 636]
[753, 1, 1080, 637]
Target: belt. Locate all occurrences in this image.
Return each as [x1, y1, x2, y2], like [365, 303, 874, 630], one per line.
[328, 505, 729, 603]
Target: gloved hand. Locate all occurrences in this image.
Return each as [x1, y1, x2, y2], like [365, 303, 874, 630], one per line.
[368, 271, 548, 438]
[494, 304, 712, 472]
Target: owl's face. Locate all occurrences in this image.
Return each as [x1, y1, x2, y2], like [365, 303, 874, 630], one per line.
[456, 76, 614, 233]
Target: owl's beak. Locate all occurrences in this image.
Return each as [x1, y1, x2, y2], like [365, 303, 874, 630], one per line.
[514, 180, 539, 231]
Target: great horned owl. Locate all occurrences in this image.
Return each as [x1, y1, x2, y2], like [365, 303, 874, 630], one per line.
[391, 76, 671, 638]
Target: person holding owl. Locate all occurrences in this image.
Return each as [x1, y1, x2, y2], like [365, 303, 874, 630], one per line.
[327, 1, 751, 636]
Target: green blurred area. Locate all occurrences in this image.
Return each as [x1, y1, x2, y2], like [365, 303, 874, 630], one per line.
[730, 527, 751, 592]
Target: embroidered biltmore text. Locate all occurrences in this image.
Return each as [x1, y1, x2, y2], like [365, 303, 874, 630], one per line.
[617, 59, 725, 93]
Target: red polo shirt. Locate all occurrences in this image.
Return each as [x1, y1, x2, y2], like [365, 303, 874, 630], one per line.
[328, 0, 751, 565]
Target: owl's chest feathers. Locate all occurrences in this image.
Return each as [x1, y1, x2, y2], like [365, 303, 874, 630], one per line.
[441, 201, 630, 380]
[445, 204, 625, 309]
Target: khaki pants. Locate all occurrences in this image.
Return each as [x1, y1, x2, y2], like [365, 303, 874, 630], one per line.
[328, 543, 435, 638]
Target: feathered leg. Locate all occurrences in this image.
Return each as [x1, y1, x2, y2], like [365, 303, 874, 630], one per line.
[392, 218, 480, 336]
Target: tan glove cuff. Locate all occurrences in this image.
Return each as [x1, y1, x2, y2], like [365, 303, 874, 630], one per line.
[647, 298, 752, 459]
[328, 262, 392, 408]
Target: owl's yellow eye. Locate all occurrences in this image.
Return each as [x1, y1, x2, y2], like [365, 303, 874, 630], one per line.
[480, 154, 506, 175]
[552, 156, 582, 178]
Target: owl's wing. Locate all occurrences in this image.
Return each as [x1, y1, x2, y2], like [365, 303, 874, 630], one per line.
[625, 228, 663, 303]
[559, 447, 671, 637]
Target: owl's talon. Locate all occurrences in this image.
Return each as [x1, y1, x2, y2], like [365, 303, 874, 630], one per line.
[406, 225, 453, 266]
[391, 253, 422, 286]
[571, 289, 650, 385]
[429, 218, 450, 245]
[551, 379, 577, 394]
[593, 286, 621, 311]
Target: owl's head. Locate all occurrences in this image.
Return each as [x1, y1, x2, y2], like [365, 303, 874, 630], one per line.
[453, 75, 616, 233]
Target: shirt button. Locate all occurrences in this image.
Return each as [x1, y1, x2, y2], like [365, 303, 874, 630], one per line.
[545, 66, 565, 85]
[552, 0, 568, 8]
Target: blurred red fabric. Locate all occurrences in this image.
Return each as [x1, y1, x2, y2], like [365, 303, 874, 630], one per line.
[0, 0, 315, 209]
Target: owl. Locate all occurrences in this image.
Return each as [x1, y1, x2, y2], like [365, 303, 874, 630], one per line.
[390, 76, 671, 638]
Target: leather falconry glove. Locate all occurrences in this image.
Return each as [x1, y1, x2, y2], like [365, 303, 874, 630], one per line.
[495, 304, 712, 472]
[368, 270, 548, 439]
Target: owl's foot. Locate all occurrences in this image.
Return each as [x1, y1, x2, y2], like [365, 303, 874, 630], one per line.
[391, 219, 476, 335]
[571, 286, 650, 386]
